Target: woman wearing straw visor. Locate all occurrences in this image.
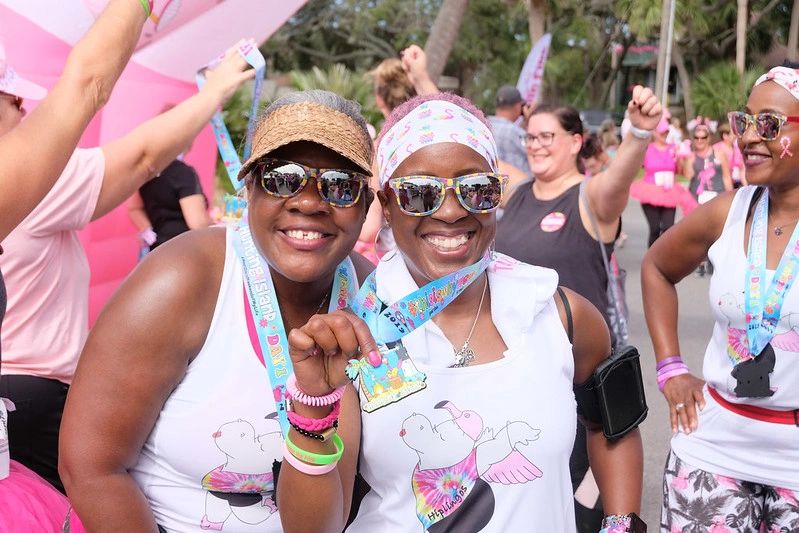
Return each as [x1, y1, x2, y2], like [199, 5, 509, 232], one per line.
[277, 93, 647, 533]
[60, 90, 376, 532]
[643, 64, 799, 531]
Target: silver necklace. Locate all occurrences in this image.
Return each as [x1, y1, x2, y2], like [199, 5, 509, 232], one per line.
[451, 278, 489, 368]
[772, 218, 799, 236]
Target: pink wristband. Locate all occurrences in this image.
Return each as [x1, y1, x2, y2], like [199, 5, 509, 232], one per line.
[288, 400, 341, 432]
[657, 366, 689, 391]
[286, 374, 346, 407]
[656, 356, 683, 370]
[282, 443, 337, 476]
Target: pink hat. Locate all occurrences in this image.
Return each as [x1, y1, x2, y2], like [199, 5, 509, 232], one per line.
[0, 43, 47, 100]
[655, 117, 669, 134]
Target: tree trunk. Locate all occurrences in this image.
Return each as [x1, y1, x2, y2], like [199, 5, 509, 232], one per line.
[526, 0, 546, 46]
[601, 38, 632, 108]
[736, 0, 748, 74]
[423, 0, 470, 83]
[673, 44, 694, 119]
[789, 0, 799, 61]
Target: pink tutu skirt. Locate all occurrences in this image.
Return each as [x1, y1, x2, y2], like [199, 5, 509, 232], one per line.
[0, 461, 84, 533]
[629, 180, 698, 214]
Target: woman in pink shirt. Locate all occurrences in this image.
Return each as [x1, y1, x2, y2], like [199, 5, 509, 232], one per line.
[715, 122, 746, 188]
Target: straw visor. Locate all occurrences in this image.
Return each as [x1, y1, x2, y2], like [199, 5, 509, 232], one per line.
[239, 101, 373, 181]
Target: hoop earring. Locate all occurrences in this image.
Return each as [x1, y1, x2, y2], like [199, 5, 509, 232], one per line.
[376, 222, 397, 262]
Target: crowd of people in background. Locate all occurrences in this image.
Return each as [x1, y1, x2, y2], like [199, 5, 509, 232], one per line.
[1, 2, 798, 532]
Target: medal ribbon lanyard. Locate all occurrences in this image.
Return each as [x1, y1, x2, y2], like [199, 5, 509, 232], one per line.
[232, 222, 358, 436]
[196, 39, 265, 191]
[745, 190, 799, 356]
[350, 253, 491, 345]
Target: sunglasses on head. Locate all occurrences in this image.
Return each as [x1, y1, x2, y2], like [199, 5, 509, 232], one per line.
[728, 111, 799, 141]
[251, 158, 369, 208]
[387, 172, 505, 217]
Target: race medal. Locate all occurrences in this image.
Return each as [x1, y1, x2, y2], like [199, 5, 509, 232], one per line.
[731, 344, 776, 398]
[346, 341, 426, 412]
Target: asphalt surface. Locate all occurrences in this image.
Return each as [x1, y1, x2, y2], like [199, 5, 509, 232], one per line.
[614, 201, 714, 529]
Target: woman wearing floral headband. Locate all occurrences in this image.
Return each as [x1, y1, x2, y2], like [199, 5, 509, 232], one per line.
[643, 63, 799, 531]
[60, 90, 376, 532]
[277, 93, 645, 533]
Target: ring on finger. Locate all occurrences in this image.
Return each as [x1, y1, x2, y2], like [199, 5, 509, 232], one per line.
[674, 402, 685, 411]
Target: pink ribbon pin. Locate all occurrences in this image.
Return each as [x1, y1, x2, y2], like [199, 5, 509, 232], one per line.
[780, 136, 793, 159]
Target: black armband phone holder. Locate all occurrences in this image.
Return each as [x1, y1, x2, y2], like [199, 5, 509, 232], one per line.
[574, 345, 648, 440]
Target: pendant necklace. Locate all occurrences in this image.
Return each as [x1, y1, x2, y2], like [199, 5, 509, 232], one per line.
[451, 277, 489, 368]
[773, 218, 799, 236]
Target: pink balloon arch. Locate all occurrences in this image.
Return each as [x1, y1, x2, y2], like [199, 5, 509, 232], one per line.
[0, 0, 306, 323]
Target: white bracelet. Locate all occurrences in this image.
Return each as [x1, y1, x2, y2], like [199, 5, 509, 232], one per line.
[628, 125, 653, 140]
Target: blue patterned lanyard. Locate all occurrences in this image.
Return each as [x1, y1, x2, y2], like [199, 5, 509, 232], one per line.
[745, 189, 799, 356]
[196, 41, 265, 191]
[232, 222, 358, 436]
[350, 254, 490, 344]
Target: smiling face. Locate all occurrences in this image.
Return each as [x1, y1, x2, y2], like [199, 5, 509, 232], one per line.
[379, 143, 495, 284]
[246, 140, 370, 283]
[739, 82, 799, 188]
[526, 112, 582, 181]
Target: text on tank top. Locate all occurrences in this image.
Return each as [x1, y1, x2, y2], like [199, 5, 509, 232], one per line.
[494, 182, 612, 321]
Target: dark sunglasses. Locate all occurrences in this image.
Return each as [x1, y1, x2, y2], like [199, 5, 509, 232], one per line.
[728, 111, 799, 142]
[693, 134, 708, 140]
[387, 172, 505, 216]
[251, 158, 369, 208]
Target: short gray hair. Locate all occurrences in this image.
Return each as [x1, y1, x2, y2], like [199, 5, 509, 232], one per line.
[262, 90, 371, 147]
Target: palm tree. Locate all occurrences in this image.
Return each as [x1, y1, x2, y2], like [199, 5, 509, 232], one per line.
[423, 0, 470, 83]
[789, 0, 799, 61]
[736, 0, 748, 75]
[526, 0, 546, 46]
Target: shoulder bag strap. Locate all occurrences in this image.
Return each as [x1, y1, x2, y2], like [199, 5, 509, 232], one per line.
[578, 179, 616, 303]
[556, 286, 574, 344]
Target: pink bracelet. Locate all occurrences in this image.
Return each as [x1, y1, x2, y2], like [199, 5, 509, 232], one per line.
[286, 374, 346, 407]
[657, 366, 689, 391]
[288, 400, 341, 432]
[656, 356, 683, 370]
[282, 442, 337, 476]
[657, 361, 686, 374]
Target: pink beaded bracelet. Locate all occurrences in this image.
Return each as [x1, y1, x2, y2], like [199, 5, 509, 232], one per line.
[286, 374, 346, 407]
[288, 400, 341, 433]
[282, 442, 337, 476]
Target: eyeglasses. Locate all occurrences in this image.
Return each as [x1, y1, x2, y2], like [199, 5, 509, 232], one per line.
[387, 173, 505, 216]
[0, 93, 23, 111]
[522, 131, 556, 148]
[693, 134, 708, 140]
[728, 111, 799, 141]
[251, 158, 369, 207]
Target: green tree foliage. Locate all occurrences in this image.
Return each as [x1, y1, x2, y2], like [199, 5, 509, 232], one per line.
[692, 62, 765, 120]
[290, 64, 383, 125]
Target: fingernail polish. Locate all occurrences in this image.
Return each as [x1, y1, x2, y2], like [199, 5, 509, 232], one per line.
[368, 350, 381, 367]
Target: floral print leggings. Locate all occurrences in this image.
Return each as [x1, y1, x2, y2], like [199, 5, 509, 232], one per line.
[661, 451, 799, 533]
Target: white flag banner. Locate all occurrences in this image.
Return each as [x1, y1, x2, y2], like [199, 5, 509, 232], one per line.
[516, 33, 552, 104]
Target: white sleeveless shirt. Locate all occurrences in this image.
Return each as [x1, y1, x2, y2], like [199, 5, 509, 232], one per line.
[130, 228, 284, 532]
[348, 252, 577, 532]
[672, 186, 799, 490]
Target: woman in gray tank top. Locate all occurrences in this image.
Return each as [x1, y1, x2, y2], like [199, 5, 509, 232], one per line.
[495, 90, 663, 533]
[685, 123, 732, 202]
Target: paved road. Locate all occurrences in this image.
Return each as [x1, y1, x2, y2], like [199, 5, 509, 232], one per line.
[614, 201, 715, 528]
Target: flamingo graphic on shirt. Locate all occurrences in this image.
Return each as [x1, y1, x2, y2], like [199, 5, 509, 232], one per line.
[718, 292, 799, 364]
[400, 401, 542, 532]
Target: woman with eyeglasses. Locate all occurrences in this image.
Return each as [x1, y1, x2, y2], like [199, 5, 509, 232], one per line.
[59, 91, 376, 532]
[685, 121, 732, 205]
[277, 92, 646, 533]
[493, 88, 662, 533]
[642, 64, 799, 532]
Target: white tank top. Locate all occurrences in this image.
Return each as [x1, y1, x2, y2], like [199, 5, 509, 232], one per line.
[130, 228, 284, 532]
[348, 252, 577, 532]
[672, 186, 799, 490]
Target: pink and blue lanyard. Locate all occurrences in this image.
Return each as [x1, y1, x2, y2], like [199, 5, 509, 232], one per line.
[745, 190, 799, 357]
[196, 41, 265, 191]
[350, 254, 490, 344]
[232, 222, 358, 436]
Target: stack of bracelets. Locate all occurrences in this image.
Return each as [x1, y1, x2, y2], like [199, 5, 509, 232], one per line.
[282, 374, 346, 476]
[656, 356, 689, 392]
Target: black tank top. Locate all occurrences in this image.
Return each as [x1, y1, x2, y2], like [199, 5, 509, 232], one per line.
[495, 182, 613, 321]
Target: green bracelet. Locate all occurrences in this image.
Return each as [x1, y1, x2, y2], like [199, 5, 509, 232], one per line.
[285, 433, 344, 465]
[138, 0, 151, 17]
